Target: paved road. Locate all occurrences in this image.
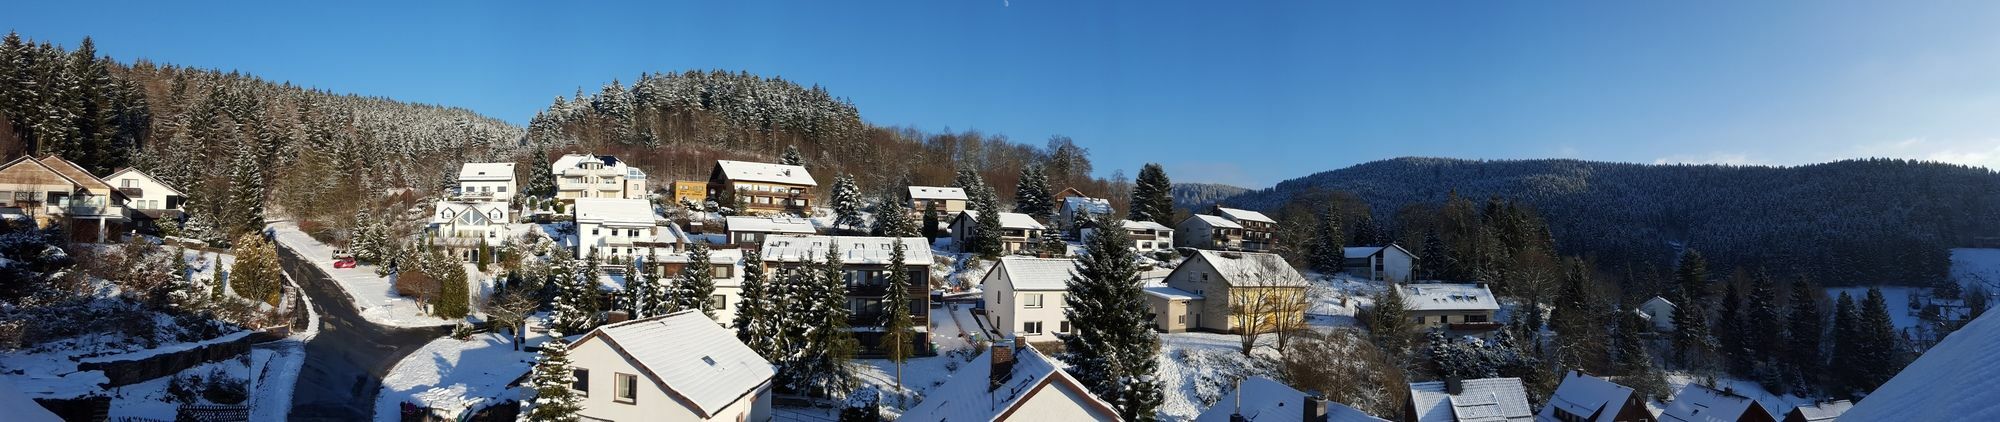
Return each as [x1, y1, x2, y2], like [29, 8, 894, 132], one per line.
[277, 243, 450, 421]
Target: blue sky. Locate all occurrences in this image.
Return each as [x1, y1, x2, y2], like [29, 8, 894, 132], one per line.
[8, 1, 2000, 187]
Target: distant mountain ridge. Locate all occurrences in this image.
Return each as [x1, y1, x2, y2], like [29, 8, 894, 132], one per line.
[1171, 182, 1250, 210]
[1214, 157, 2000, 286]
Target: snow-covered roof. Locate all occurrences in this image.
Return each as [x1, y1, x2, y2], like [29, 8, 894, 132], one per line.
[1121, 219, 1173, 232]
[571, 310, 775, 419]
[1401, 283, 1501, 312]
[959, 210, 1047, 230]
[1536, 372, 1636, 422]
[1063, 196, 1112, 214]
[1786, 400, 1851, 422]
[1196, 376, 1387, 422]
[1187, 214, 1244, 229]
[1215, 207, 1275, 224]
[572, 198, 657, 226]
[990, 257, 1076, 291]
[1641, 296, 1677, 310]
[715, 160, 816, 186]
[1144, 285, 1203, 301]
[1659, 384, 1768, 422]
[759, 235, 933, 265]
[899, 343, 1118, 421]
[725, 215, 817, 234]
[457, 162, 515, 181]
[1842, 306, 2000, 421]
[1344, 244, 1414, 260]
[1408, 378, 1533, 422]
[431, 200, 508, 225]
[909, 186, 968, 201]
[0, 377, 59, 422]
[554, 153, 624, 172]
[104, 167, 186, 197]
[1189, 250, 1309, 287]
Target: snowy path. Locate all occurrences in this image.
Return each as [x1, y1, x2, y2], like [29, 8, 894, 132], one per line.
[268, 221, 463, 328]
[277, 240, 451, 421]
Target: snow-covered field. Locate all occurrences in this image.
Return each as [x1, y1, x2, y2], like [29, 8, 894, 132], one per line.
[373, 332, 537, 421]
[776, 302, 987, 420]
[269, 221, 466, 328]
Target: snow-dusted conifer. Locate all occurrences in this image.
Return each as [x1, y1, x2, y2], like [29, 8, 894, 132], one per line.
[831, 174, 863, 233]
[522, 338, 584, 422]
[671, 242, 717, 317]
[1059, 212, 1163, 420]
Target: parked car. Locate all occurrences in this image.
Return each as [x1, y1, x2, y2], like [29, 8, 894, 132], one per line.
[332, 249, 357, 268]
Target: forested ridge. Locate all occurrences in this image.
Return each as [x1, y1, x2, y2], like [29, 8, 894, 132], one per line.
[1219, 157, 2000, 286]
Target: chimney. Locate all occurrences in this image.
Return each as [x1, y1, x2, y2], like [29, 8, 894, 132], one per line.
[989, 340, 1017, 391]
[1303, 390, 1329, 422]
[1445, 377, 1464, 395]
[605, 310, 631, 324]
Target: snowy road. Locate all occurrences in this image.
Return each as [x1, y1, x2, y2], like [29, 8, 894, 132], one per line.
[277, 242, 451, 421]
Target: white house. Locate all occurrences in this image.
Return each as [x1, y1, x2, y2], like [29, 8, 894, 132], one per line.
[1196, 376, 1387, 422]
[1081, 219, 1174, 254]
[102, 167, 183, 217]
[429, 200, 509, 262]
[1058, 196, 1112, 236]
[908, 186, 967, 219]
[1343, 244, 1416, 282]
[1536, 371, 1652, 422]
[573, 197, 672, 261]
[982, 257, 1077, 343]
[456, 162, 517, 202]
[898, 338, 1121, 421]
[554, 154, 647, 200]
[566, 310, 775, 422]
[1637, 296, 1677, 332]
[723, 215, 817, 245]
[1406, 377, 1532, 422]
[1659, 384, 1772, 422]
[1400, 283, 1501, 332]
[641, 249, 745, 324]
[951, 210, 1047, 254]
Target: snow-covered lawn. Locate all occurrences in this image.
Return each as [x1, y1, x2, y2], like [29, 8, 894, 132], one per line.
[1952, 248, 2000, 287]
[1155, 331, 1281, 421]
[268, 221, 468, 328]
[373, 332, 537, 421]
[778, 302, 987, 419]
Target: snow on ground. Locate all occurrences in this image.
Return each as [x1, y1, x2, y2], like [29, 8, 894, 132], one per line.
[1155, 331, 1281, 422]
[181, 247, 235, 287]
[250, 270, 321, 422]
[1953, 248, 2000, 288]
[269, 221, 463, 328]
[374, 332, 536, 421]
[1825, 286, 1929, 332]
[105, 354, 256, 420]
[778, 303, 985, 420]
[1647, 373, 1810, 420]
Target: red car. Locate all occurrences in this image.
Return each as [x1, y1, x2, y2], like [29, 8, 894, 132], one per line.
[332, 251, 357, 269]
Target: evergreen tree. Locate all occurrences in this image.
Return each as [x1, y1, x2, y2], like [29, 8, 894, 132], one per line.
[969, 199, 1003, 259]
[952, 169, 994, 212]
[733, 249, 778, 358]
[1670, 249, 1714, 368]
[781, 144, 804, 166]
[1968, 283, 1991, 322]
[1059, 213, 1164, 420]
[1855, 287, 1905, 392]
[1014, 164, 1055, 221]
[1828, 292, 1861, 395]
[1368, 284, 1415, 357]
[623, 256, 661, 318]
[921, 201, 942, 241]
[787, 241, 858, 397]
[522, 339, 584, 422]
[551, 250, 603, 335]
[225, 140, 265, 236]
[1551, 259, 1610, 374]
[1614, 309, 1670, 400]
[872, 197, 916, 237]
[229, 233, 282, 305]
[672, 242, 717, 318]
[1309, 207, 1345, 276]
[879, 241, 916, 392]
[527, 150, 556, 198]
[350, 208, 381, 262]
[166, 246, 204, 311]
[1126, 163, 1173, 225]
[1419, 228, 1449, 280]
[1783, 277, 1823, 394]
[831, 174, 864, 233]
[1748, 273, 1786, 366]
[1718, 282, 1750, 376]
[432, 249, 471, 318]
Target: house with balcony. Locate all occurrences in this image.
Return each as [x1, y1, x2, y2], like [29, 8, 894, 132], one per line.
[1401, 283, 1501, 334]
[723, 215, 818, 246]
[429, 200, 509, 262]
[554, 154, 647, 201]
[634, 248, 745, 324]
[907, 186, 967, 219]
[0, 155, 128, 242]
[103, 167, 184, 230]
[1175, 214, 1245, 251]
[708, 160, 816, 215]
[1081, 219, 1174, 255]
[1211, 206, 1276, 252]
[455, 162, 516, 202]
[759, 235, 933, 357]
[950, 210, 1046, 255]
[573, 198, 683, 262]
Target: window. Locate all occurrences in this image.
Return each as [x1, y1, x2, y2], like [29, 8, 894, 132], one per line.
[121, 179, 135, 188]
[1060, 321, 1071, 333]
[711, 295, 727, 310]
[613, 373, 638, 404]
[1201, 273, 1209, 281]
[711, 266, 733, 278]
[628, 229, 639, 237]
[1466, 314, 1488, 323]
[591, 228, 600, 235]
[1023, 293, 1044, 309]
[1413, 316, 1426, 324]
[1023, 321, 1043, 335]
[573, 369, 591, 396]
[497, 186, 508, 192]
[1177, 315, 1186, 324]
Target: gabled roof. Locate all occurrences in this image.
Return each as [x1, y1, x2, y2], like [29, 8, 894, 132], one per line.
[909, 186, 968, 201]
[1400, 283, 1501, 312]
[1184, 214, 1244, 229]
[714, 160, 816, 186]
[432, 201, 508, 225]
[725, 215, 817, 234]
[572, 198, 657, 226]
[987, 257, 1077, 291]
[1143, 285, 1202, 301]
[1536, 372, 1637, 422]
[958, 210, 1047, 230]
[1214, 207, 1275, 224]
[457, 162, 516, 181]
[1786, 400, 1851, 422]
[1196, 376, 1387, 422]
[899, 343, 1121, 422]
[1842, 306, 2000, 421]
[104, 168, 186, 197]
[37, 156, 113, 191]
[1120, 219, 1172, 232]
[0, 155, 91, 190]
[1182, 250, 1309, 287]
[570, 310, 775, 419]
[759, 235, 933, 265]
[1344, 244, 1416, 260]
[1659, 384, 1769, 422]
[1641, 296, 1677, 310]
[1408, 378, 1533, 422]
[1062, 196, 1111, 214]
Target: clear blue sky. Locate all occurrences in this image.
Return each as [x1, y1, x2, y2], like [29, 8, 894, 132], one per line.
[9, 1, 2000, 187]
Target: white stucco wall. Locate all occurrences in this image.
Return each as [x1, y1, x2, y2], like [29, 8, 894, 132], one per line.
[568, 339, 771, 421]
[1009, 379, 1117, 421]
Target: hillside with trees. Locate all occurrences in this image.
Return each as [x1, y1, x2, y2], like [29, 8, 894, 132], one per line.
[1217, 157, 2000, 286]
[1171, 182, 1249, 210]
